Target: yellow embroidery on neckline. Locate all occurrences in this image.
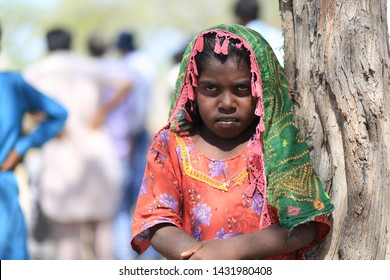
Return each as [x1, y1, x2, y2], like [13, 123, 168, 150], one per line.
[175, 134, 248, 192]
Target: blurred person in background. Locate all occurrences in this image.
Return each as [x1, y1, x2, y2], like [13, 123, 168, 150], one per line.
[147, 45, 186, 135]
[86, 32, 141, 259]
[234, 0, 284, 65]
[23, 28, 125, 259]
[0, 23, 68, 260]
[114, 30, 160, 260]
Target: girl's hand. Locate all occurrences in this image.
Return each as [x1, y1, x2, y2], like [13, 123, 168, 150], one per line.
[181, 239, 244, 260]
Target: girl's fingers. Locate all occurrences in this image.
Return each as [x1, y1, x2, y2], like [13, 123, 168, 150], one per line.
[180, 243, 203, 259]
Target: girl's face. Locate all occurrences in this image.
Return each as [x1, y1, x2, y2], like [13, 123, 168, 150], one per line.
[195, 54, 258, 140]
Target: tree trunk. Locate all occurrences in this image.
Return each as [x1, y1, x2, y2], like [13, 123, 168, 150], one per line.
[280, 0, 390, 259]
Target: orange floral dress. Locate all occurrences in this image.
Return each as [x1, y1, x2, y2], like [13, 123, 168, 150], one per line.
[131, 129, 331, 259]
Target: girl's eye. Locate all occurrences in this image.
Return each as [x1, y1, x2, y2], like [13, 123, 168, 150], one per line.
[197, 84, 219, 97]
[236, 84, 251, 96]
[205, 85, 217, 91]
[238, 85, 249, 91]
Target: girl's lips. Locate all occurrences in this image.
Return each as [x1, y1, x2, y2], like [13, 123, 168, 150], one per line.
[216, 118, 239, 124]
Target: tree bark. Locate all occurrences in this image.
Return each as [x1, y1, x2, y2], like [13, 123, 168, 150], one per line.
[280, 0, 390, 259]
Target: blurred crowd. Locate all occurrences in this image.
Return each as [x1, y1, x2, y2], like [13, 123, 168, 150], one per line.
[21, 28, 166, 260]
[1, 26, 177, 260]
[0, 0, 283, 260]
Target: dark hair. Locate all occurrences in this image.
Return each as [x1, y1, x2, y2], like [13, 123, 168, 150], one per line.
[195, 33, 251, 74]
[46, 28, 71, 51]
[234, 0, 259, 23]
[88, 33, 106, 57]
[116, 31, 135, 52]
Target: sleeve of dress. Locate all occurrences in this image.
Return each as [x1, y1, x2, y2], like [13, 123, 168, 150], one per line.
[131, 130, 183, 255]
[13, 74, 68, 157]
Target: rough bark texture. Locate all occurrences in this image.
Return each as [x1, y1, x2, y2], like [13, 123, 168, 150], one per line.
[280, 0, 390, 259]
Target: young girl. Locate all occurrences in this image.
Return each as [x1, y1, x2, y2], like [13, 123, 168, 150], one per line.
[131, 24, 334, 260]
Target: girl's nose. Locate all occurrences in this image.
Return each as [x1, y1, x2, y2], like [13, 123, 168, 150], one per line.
[219, 91, 236, 111]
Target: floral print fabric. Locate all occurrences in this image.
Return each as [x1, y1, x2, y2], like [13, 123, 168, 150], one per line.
[131, 129, 330, 259]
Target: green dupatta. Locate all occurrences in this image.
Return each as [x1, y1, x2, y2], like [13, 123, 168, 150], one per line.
[167, 24, 334, 231]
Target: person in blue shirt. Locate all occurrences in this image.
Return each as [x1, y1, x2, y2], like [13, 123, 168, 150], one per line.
[0, 24, 68, 259]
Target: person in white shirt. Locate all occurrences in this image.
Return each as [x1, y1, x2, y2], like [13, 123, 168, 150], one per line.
[113, 31, 161, 260]
[234, 0, 284, 66]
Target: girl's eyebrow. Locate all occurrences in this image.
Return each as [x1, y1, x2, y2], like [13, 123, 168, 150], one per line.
[236, 80, 251, 84]
[198, 80, 216, 84]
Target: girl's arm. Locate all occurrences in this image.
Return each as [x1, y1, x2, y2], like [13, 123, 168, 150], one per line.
[150, 223, 199, 260]
[181, 222, 316, 260]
